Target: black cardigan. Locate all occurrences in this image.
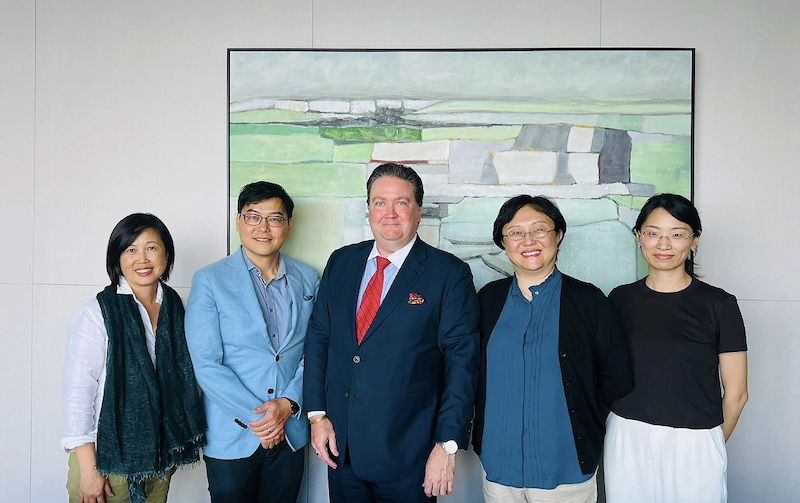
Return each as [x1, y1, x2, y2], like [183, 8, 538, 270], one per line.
[472, 275, 634, 475]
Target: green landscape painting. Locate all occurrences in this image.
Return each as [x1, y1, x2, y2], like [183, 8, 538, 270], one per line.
[228, 49, 693, 293]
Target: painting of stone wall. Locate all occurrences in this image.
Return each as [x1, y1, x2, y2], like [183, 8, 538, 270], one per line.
[228, 50, 693, 294]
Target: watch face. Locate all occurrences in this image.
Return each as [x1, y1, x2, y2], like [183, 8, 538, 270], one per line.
[443, 440, 458, 454]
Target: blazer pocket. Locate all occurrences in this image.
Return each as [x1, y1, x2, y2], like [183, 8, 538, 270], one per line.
[393, 389, 433, 411]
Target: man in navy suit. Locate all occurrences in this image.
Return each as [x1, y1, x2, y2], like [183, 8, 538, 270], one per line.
[186, 182, 319, 503]
[303, 163, 480, 502]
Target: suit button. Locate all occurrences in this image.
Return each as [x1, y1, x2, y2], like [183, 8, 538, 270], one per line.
[560, 352, 567, 358]
[576, 435, 582, 440]
[579, 458, 585, 464]
[570, 408, 576, 414]
[268, 388, 274, 394]
[353, 355, 361, 363]
[564, 380, 570, 386]
[345, 392, 350, 398]
[275, 355, 280, 361]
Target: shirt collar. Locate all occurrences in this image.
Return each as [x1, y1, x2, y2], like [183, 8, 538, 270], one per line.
[512, 266, 561, 299]
[241, 246, 286, 281]
[368, 234, 418, 269]
[116, 276, 164, 305]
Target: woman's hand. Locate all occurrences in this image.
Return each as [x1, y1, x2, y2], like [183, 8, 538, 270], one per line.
[79, 465, 114, 503]
[75, 443, 114, 503]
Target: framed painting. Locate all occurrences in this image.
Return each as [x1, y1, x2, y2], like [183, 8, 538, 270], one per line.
[228, 49, 693, 293]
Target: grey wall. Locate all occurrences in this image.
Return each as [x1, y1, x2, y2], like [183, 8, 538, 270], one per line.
[1, 0, 798, 502]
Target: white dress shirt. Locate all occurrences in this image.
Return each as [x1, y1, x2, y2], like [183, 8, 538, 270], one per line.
[60, 277, 162, 452]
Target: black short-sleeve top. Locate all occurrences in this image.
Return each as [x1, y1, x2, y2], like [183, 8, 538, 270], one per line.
[608, 277, 747, 429]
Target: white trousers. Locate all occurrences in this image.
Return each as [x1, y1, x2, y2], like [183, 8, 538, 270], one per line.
[603, 412, 727, 503]
[481, 467, 597, 503]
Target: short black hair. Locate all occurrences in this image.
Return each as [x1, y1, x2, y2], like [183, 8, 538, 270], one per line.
[634, 193, 702, 277]
[237, 181, 295, 218]
[366, 163, 424, 207]
[492, 195, 567, 250]
[106, 213, 175, 286]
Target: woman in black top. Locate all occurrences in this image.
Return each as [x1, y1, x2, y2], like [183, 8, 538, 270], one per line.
[603, 194, 748, 503]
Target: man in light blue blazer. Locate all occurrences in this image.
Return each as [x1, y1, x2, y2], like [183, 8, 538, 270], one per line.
[186, 181, 319, 503]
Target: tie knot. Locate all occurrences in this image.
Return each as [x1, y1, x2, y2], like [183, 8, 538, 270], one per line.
[376, 256, 390, 271]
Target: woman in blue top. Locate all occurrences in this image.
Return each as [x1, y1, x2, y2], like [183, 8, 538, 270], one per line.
[472, 195, 633, 503]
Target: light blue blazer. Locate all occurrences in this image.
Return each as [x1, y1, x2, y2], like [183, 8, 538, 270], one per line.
[185, 247, 319, 459]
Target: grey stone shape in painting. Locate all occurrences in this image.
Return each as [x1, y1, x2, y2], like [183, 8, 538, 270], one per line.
[479, 153, 500, 184]
[513, 124, 571, 151]
[449, 139, 515, 183]
[599, 129, 632, 183]
[591, 128, 606, 152]
[554, 152, 576, 185]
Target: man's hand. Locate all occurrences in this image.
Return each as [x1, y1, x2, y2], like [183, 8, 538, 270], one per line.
[310, 416, 339, 469]
[249, 398, 292, 447]
[259, 428, 285, 449]
[423, 444, 456, 497]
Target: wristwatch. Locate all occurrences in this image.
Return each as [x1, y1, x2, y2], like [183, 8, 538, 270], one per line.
[438, 440, 458, 455]
[286, 398, 300, 415]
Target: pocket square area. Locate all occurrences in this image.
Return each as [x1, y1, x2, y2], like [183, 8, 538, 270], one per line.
[408, 293, 425, 305]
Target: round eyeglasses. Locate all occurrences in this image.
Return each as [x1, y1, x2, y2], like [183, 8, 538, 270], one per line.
[637, 230, 693, 243]
[239, 213, 289, 228]
[503, 229, 556, 241]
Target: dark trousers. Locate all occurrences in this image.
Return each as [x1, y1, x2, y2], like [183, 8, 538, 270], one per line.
[328, 448, 433, 503]
[204, 443, 304, 503]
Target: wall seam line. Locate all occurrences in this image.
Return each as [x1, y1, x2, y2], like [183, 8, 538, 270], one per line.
[30, 0, 38, 500]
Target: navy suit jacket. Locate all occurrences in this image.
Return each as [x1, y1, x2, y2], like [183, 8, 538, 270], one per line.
[303, 238, 480, 481]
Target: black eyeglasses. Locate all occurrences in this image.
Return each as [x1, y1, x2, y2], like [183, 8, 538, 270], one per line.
[239, 213, 289, 228]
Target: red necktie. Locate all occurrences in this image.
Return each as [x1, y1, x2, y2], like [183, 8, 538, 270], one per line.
[356, 257, 390, 344]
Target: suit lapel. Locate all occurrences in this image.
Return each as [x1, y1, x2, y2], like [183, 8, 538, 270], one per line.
[227, 248, 270, 344]
[280, 259, 302, 351]
[361, 240, 427, 344]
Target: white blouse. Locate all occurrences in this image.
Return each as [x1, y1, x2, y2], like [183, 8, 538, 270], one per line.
[60, 278, 161, 452]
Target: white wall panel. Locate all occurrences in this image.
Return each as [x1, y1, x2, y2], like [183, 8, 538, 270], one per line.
[726, 300, 800, 503]
[30, 284, 100, 502]
[0, 285, 33, 503]
[0, 0, 35, 285]
[313, 0, 601, 48]
[601, 0, 800, 301]
[32, 0, 314, 289]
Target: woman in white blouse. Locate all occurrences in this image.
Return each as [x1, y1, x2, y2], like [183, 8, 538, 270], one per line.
[61, 214, 205, 503]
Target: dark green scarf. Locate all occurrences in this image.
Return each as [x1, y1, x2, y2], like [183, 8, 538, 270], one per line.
[96, 283, 206, 503]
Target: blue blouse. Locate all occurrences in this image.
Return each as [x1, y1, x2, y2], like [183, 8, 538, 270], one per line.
[480, 268, 591, 489]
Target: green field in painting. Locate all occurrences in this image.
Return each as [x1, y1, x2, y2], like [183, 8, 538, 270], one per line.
[230, 135, 335, 163]
[320, 127, 421, 142]
[230, 162, 366, 198]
